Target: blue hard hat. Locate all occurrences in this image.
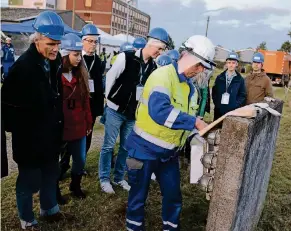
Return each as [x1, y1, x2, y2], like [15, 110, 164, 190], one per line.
[133, 37, 147, 49]
[147, 27, 169, 45]
[120, 42, 134, 52]
[226, 52, 239, 61]
[82, 24, 100, 36]
[32, 11, 64, 41]
[61, 33, 83, 51]
[157, 54, 172, 67]
[166, 49, 180, 62]
[252, 52, 264, 63]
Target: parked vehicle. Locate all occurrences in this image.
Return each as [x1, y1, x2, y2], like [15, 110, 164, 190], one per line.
[259, 50, 291, 85]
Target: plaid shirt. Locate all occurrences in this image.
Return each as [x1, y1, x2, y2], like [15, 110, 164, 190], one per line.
[226, 71, 237, 88]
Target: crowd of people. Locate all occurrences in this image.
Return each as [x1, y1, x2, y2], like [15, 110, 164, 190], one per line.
[1, 10, 274, 231]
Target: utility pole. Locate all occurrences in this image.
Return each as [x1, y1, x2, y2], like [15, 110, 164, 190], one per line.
[126, 0, 130, 42]
[205, 16, 210, 37]
[72, 0, 76, 30]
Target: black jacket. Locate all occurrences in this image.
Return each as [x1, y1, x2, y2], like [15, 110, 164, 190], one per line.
[212, 70, 246, 119]
[1, 43, 64, 167]
[83, 54, 104, 118]
[107, 50, 156, 119]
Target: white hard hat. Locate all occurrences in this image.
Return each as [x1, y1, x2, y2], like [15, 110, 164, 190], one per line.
[180, 35, 216, 70]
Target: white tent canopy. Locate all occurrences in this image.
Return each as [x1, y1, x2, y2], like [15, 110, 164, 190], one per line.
[99, 35, 123, 47]
[113, 34, 135, 43]
[94, 29, 123, 47]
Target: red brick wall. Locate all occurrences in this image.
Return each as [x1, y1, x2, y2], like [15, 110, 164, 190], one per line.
[66, 0, 113, 33]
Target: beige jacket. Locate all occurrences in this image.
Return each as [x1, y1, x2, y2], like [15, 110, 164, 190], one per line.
[245, 71, 273, 105]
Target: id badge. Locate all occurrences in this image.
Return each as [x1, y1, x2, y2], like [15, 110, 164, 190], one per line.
[89, 79, 95, 93]
[221, 93, 230, 105]
[136, 85, 144, 101]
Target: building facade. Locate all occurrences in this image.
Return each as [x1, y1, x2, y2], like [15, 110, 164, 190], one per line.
[61, 0, 150, 37]
[3, 0, 150, 37]
[7, 0, 56, 9]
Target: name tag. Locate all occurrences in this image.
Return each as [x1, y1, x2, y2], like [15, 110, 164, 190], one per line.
[89, 79, 95, 93]
[136, 86, 144, 101]
[221, 93, 230, 105]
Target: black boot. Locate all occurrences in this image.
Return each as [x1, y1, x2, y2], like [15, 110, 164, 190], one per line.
[69, 174, 86, 199]
[56, 182, 67, 205]
[59, 151, 71, 180]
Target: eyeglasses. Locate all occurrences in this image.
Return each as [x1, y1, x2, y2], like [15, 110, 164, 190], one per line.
[84, 39, 98, 44]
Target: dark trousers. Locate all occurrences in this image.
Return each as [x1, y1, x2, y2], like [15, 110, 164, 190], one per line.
[126, 157, 182, 231]
[214, 107, 224, 121]
[16, 162, 60, 222]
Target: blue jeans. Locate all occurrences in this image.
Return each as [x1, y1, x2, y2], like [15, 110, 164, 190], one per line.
[67, 136, 86, 175]
[99, 105, 107, 125]
[16, 162, 60, 223]
[99, 107, 135, 183]
[126, 156, 182, 231]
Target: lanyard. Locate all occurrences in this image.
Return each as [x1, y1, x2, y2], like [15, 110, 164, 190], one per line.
[138, 52, 149, 85]
[225, 72, 235, 92]
[83, 54, 95, 78]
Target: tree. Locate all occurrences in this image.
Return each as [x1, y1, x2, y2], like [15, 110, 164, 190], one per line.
[278, 41, 291, 53]
[257, 41, 267, 50]
[257, 41, 267, 51]
[168, 35, 175, 49]
[288, 30, 291, 38]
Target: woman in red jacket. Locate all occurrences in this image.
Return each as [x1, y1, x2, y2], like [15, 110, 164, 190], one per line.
[59, 33, 92, 200]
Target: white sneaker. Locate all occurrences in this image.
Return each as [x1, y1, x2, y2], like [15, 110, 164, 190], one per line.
[20, 220, 40, 230]
[101, 182, 115, 194]
[151, 173, 156, 181]
[113, 180, 131, 191]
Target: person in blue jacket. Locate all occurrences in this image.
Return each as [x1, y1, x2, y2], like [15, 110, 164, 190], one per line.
[125, 35, 215, 231]
[212, 52, 246, 120]
[1, 37, 15, 79]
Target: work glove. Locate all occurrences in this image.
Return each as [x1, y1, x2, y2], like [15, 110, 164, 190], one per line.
[252, 102, 281, 117]
[264, 97, 275, 102]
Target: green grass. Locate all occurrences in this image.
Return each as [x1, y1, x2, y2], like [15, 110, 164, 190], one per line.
[256, 87, 291, 231]
[1, 87, 291, 231]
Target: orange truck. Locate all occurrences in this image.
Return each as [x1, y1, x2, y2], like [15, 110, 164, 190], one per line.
[259, 50, 291, 85]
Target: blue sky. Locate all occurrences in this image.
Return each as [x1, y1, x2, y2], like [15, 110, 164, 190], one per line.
[138, 0, 291, 51]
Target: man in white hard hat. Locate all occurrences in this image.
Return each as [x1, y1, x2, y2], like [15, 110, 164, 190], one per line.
[125, 35, 216, 231]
